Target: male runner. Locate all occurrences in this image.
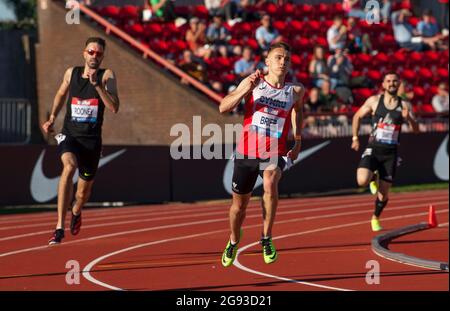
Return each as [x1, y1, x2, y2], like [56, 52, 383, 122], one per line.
[219, 42, 305, 266]
[42, 37, 120, 244]
[351, 71, 418, 232]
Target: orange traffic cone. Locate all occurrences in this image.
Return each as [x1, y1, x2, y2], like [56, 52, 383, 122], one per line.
[428, 205, 438, 228]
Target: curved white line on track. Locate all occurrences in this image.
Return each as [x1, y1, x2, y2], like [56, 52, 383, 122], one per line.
[81, 206, 448, 291]
[233, 209, 449, 291]
[1, 196, 446, 243]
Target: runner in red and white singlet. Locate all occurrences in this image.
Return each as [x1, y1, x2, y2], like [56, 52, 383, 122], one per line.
[219, 42, 306, 266]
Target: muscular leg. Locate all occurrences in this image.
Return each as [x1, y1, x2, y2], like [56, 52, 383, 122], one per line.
[261, 166, 282, 238]
[356, 168, 373, 188]
[374, 179, 391, 218]
[72, 177, 94, 216]
[229, 192, 251, 243]
[56, 153, 77, 229]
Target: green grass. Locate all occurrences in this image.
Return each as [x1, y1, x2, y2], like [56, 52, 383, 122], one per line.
[391, 183, 449, 193]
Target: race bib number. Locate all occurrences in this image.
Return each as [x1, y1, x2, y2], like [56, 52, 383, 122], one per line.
[71, 97, 98, 123]
[251, 110, 285, 138]
[375, 123, 399, 144]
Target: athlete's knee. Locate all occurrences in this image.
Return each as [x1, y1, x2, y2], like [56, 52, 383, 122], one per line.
[75, 189, 91, 203]
[263, 175, 280, 195]
[377, 192, 389, 202]
[357, 175, 370, 187]
[62, 163, 77, 176]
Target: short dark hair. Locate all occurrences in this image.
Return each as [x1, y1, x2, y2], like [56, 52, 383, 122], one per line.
[383, 71, 399, 81]
[85, 37, 106, 49]
[267, 42, 291, 55]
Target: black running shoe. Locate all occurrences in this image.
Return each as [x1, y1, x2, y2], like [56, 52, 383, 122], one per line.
[48, 229, 65, 245]
[70, 212, 82, 236]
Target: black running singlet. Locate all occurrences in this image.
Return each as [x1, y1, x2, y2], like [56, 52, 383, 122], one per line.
[62, 66, 106, 139]
[368, 94, 404, 147]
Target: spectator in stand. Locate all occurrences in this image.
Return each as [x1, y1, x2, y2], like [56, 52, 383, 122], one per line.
[327, 15, 347, 53]
[147, 0, 177, 22]
[432, 83, 449, 113]
[234, 46, 265, 79]
[380, 0, 392, 24]
[327, 48, 353, 89]
[309, 45, 330, 88]
[347, 17, 374, 54]
[255, 14, 282, 52]
[186, 17, 212, 59]
[319, 80, 339, 112]
[178, 50, 208, 84]
[417, 9, 448, 50]
[210, 80, 225, 96]
[391, 9, 441, 51]
[206, 15, 232, 57]
[305, 87, 324, 113]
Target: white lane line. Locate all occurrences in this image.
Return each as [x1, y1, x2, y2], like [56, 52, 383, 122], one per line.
[1, 190, 444, 224]
[1, 196, 446, 242]
[233, 210, 449, 291]
[81, 206, 448, 291]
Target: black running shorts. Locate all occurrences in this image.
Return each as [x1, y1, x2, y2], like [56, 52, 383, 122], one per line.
[56, 134, 101, 181]
[358, 146, 398, 183]
[232, 155, 286, 195]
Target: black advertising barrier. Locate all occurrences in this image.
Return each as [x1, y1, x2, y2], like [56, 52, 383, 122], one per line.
[0, 132, 448, 205]
[0, 145, 171, 205]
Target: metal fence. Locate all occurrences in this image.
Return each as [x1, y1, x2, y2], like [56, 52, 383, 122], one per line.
[0, 99, 31, 144]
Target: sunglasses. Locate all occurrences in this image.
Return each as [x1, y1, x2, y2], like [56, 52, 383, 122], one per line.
[85, 49, 104, 57]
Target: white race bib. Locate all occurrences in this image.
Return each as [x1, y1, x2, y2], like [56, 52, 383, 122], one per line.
[71, 97, 98, 123]
[375, 123, 399, 144]
[251, 110, 285, 138]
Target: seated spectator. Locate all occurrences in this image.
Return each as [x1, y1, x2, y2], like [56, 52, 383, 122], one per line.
[327, 15, 348, 53]
[417, 9, 448, 50]
[147, 0, 177, 22]
[210, 80, 225, 96]
[234, 46, 265, 79]
[255, 14, 282, 52]
[347, 17, 374, 54]
[327, 48, 353, 89]
[309, 45, 330, 88]
[391, 9, 441, 51]
[319, 80, 340, 112]
[432, 83, 449, 113]
[380, 0, 392, 24]
[186, 17, 212, 59]
[178, 50, 208, 84]
[206, 15, 231, 57]
[305, 87, 324, 113]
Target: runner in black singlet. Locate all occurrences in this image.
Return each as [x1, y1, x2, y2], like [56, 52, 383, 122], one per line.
[351, 71, 418, 232]
[42, 37, 120, 244]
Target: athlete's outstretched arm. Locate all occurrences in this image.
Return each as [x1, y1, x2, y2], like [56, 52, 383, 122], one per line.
[351, 96, 376, 151]
[287, 85, 305, 160]
[42, 67, 73, 134]
[402, 100, 419, 133]
[97, 69, 120, 113]
[219, 70, 262, 114]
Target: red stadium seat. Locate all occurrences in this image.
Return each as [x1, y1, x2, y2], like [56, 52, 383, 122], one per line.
[119, 5, 139, 22]
[290, 54, 302, 70]
[125, 23, 145, 39]
[273, 20, 288, 36]
[424, 50, 440, 66]
[367, 70, 383, 83]
[436, 68, 449, 83]
[418, 67, 433, 85]
[264, 2, 278, 16]
[413, 86, 426, 103]
[169, 40, 188, 56]
[281, 3, 296, 16]
[193, 5, 209, 19]
[420, 104, 435, 113]
[401, 69, 417, 84]
[150, 39, 170, 55]
[373, 52, 390, 68]
[144, 23, 163, 38]
[100, 5, 120, 20]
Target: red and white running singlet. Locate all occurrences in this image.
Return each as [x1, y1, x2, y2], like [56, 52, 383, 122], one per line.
[237, 78, 296, 158]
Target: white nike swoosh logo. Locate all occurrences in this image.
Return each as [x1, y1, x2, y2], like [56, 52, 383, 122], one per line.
[433, 134, 448, 181]
[223, 141, 331, 194]
[30, 149, 127, 203]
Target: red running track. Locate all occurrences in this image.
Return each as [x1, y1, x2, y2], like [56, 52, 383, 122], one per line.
[0, 189, 447, 291]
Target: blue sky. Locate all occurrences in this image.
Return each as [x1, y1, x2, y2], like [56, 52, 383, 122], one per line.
[0, 0, 17, 22]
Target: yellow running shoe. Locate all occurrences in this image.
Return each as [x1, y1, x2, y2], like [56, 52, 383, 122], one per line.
[261, 237, 278, 264]
[371, 217, 383, 232]
[221, 229, 242, 267]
